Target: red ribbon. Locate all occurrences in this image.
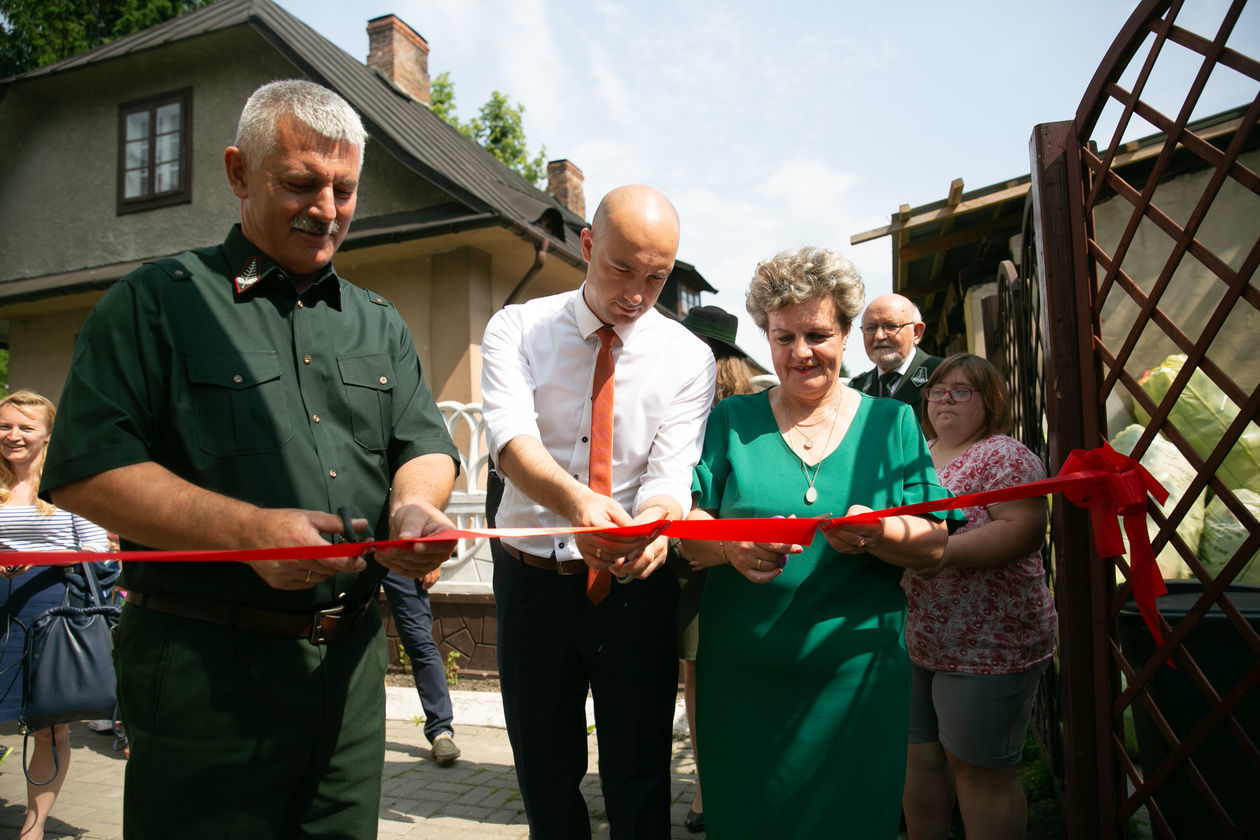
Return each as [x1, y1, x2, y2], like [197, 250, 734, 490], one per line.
[1058, 443, 1170, 651]
[5, 446, 1169, 647]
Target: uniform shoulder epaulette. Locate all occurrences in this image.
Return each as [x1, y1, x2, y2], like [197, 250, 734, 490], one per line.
[362, 287, 391, 307]
[143, 255, 195, 281]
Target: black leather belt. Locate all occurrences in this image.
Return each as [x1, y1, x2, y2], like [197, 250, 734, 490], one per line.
[124, 591, 371, 644]
[502, 543, 587, 575]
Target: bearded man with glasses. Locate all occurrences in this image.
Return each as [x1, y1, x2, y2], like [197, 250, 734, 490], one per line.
[850, 293, 943, 418]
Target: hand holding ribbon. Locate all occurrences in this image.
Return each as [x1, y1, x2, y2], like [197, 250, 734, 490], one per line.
[12, 447, 1170, 650]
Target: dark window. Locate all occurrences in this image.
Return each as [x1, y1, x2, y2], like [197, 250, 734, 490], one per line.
[678, 284, 701, 317]
[117, 89, 192, 214]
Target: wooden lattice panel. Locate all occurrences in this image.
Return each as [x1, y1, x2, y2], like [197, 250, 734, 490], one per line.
[1040, 0, 1260, 837]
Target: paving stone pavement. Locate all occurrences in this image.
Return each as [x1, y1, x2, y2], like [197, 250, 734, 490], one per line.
[0, 691, 705, 839]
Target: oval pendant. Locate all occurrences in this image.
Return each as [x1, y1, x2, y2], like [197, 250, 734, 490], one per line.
[805, 486, 818, 504]
[803, 440, 814, 449]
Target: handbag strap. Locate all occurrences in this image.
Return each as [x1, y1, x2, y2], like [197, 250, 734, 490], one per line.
[78, 558, 106, 608]
[23, 729, 62, 787]
[68, 513, 107, 607]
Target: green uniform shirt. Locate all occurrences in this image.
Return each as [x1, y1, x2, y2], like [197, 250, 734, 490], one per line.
[42, 225, 459, 611]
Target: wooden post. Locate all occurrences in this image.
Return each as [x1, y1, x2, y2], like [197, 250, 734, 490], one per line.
[1030, 119, 1113, 840]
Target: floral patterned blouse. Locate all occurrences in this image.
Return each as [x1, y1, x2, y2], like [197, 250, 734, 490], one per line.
[901, 434, 1057, 674]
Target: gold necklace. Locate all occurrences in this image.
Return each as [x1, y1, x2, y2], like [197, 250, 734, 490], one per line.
[787, 402, 835, 451]
[796, 391, 844, 504]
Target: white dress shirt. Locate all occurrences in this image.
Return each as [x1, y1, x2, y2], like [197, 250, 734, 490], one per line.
[481, 287, 716, 559]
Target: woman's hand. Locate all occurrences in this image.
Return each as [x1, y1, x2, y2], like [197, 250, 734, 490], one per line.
[823, 506, 948, 570]
[679, 509, 802, 583]
[821, 505, 885, 555]
[714, 539, 802, 584]
[1, 565, 27, 579]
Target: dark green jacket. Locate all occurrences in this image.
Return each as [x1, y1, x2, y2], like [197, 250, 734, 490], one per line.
[849, 347, 943, 416]
[42, 225, 458, 611]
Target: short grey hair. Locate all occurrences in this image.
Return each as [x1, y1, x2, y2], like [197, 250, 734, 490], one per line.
[745, 246, 865, 332]
[235, 80, 367, 171]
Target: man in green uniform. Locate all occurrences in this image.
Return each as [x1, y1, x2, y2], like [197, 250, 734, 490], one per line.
[42, 80, 460, 838]
[850, 293, 943, 418]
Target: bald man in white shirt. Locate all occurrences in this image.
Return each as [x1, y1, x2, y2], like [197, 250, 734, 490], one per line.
[481, 185, 716, 839]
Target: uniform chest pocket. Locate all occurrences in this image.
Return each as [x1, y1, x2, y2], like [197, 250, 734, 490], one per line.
[338, 354, 394, 452]
[186, 351, 292, 456]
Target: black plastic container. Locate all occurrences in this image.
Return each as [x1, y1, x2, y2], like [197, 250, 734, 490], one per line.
[1117, 581, 1260, 838]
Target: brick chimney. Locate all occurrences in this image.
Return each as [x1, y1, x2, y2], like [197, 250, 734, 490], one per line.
[366, 15, 430, 105]
[546, 159, 585, 218]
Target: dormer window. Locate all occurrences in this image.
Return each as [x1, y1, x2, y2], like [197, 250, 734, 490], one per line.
[117, 89, 192, 214]
[678, 284, 701, 317]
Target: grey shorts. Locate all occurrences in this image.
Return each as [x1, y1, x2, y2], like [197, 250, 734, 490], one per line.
[907, 659, 1049, 768]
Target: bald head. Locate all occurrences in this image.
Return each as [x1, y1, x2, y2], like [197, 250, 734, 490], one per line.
[580, 186, 680, 326]
[867, 294, 921, 322]
[591, 185, 680, 247]
[861, 293, 925, 373]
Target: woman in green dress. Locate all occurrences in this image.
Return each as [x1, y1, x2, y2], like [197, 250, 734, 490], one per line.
[676, 246, 959, 838]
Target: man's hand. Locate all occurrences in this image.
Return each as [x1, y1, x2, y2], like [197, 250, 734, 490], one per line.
[570, 490, 645, 571]
[375, 498, 458, 579]
[421, 566, 442, 590]
[574, 499, 672, 578]
[610, 531, 672, 580]
[246, 508, 368, 590]
[1, 565, 27, 579]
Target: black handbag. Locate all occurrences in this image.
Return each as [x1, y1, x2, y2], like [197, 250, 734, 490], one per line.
[19, 559, 120, 783]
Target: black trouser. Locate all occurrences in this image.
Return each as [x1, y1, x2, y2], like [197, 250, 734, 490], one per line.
[493, 540, 679, 840]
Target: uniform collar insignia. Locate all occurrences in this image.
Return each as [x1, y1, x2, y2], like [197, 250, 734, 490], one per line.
[233, 257, 262, 294]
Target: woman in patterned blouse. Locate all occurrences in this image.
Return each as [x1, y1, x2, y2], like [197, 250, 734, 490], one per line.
[900, 354, 1057, 840]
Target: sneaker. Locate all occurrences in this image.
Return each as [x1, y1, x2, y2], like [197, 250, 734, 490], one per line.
[88, 719, 115, 733]
[0, 745, 12, 767]
[431, 732, 461, 765]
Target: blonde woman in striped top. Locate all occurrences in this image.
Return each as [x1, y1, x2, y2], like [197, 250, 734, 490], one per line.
[0, 390, 110, 840]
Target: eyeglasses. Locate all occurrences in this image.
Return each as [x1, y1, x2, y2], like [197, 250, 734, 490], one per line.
[923, 387, 976, 402]
[859, 322, 915, 336]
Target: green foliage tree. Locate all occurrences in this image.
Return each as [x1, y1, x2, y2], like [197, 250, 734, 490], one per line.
[428, 71, 461, 129]
[429, 71, 547, 186]
[0, 0, 212, 76]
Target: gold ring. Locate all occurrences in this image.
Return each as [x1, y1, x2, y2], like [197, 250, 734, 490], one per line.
[304, 569, 312, 584]
[756, 558, 764, 571]
[596, 547, 602, 561]
[858, 539, 867, 549]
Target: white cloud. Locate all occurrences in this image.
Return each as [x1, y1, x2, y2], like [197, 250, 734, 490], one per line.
[755, 159, 856, 219]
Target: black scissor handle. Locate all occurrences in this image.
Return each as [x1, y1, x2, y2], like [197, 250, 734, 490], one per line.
[338, 506, 362, 544]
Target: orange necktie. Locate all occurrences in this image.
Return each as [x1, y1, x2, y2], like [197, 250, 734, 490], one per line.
[587, 325, 616, 604]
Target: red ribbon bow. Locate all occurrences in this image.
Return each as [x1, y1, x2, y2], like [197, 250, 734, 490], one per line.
[1060, 443, 1170, 651]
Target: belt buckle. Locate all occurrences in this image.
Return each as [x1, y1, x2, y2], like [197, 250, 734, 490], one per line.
[309, 603, 346, 645]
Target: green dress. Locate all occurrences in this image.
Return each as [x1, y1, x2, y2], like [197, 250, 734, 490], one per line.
[694, 389, 957, 839]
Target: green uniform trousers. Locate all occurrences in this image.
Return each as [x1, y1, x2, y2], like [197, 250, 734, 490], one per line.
[114, 599, 386, 839]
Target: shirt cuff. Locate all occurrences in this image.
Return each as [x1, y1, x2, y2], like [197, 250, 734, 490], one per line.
[483, 413, 541, 460]
[635, 478, 691, 522]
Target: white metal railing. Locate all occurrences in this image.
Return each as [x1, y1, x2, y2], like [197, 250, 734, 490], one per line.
[434, 401, 493, 592]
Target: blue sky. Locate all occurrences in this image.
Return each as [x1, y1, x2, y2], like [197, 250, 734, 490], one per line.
[276, 0, 1258, 374]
